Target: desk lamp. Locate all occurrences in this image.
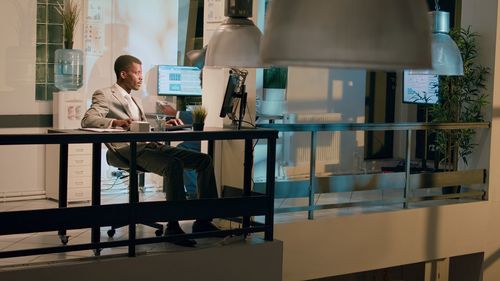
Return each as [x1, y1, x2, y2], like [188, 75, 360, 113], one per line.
[205, 0, 262, 129]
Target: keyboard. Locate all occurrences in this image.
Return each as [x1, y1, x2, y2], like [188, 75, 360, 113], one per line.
[163, 124, 192, 131]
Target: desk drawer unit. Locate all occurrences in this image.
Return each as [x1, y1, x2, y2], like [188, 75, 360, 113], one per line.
[45, 144, 92, 202]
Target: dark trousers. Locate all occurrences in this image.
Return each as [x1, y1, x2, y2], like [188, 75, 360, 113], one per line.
[118, 142, 218, 201]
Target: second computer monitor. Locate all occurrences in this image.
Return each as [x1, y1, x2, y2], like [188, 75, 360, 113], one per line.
[157, 65, 202, 96]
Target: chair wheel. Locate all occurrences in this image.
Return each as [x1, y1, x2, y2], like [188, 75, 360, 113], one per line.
[155, 229, 163, 237]
[59, 235, 69, 245]
[107, 229, 116, 237]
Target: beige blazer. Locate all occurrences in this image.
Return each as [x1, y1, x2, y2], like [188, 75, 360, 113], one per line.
[81, 84, 147, 152]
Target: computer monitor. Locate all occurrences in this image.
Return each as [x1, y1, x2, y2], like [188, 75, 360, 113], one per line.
[220, 70, 247, 129]
[402, 70, 439, 105]
[157, 65, 202, 96]
[219, 71, 240, 119]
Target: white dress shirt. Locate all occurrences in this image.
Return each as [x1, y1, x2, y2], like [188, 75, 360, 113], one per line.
[115, 84, 141, 121]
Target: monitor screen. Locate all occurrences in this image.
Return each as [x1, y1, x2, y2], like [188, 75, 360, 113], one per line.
[157, 65, 202, 96]
[219, 71, 240, 119]
[402, 71, 439, 105]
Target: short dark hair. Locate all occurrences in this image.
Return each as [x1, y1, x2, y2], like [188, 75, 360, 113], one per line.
[114, 55, 142, 80]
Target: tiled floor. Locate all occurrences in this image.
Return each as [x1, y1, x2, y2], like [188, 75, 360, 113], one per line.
[0, 188, 236, 269]
[0, 186, 479, 269]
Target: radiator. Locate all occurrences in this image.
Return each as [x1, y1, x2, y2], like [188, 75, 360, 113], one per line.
[284, 113, 342, 176]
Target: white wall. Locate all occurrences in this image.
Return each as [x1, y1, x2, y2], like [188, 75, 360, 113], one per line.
[83, 0, 178, 109]
[0, 0, 180, 194]
[461, 0, 500, 280]
[0, 0, 74, 195]
[0, 0, 55, 115]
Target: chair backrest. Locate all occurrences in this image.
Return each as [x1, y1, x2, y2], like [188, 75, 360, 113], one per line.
[104, 143, 135, 170]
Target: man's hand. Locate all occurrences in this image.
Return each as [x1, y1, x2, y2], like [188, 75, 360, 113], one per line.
[112, 119, 132, 129]
[165, 118, 184, 126]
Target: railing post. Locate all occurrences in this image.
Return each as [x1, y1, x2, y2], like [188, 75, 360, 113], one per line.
[404, 129, 412, 208]
[242, 139, 253, 235]
[91, 142, 101, 255]
[308, 131, 318, 219]
[58, 143, 68, 243]
[129, 141, 137, 257]
[265, 136, 276, 241]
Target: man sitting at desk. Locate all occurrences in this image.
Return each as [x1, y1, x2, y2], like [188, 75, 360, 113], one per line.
[81, 55, 221, 247]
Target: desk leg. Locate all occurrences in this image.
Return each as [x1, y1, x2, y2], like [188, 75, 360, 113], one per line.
[242, 139, 253, 234]
[58, 143, 68, 244]
[265, 137, 276, 241]
[308, 132, 317, 220]
[208, 140, 214, 159]
[91, 143, 101, 256]
[128, 142, 138, 257]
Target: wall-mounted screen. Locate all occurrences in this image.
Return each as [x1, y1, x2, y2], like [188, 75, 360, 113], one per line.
[402, 71, 439, 105]
[157, 65, 202, 96]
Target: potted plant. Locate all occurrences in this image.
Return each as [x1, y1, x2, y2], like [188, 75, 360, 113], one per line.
[192, 106, 208, 131]
[431, 26, 490, 170]
[261, 67, 288, 115]
[55, 0, 80, 49]
[54, 0, 83, 91]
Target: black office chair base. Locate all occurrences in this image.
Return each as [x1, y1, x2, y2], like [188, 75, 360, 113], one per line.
[107, 223, 164, 238]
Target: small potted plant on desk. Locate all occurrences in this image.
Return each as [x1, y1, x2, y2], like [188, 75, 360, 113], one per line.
[192, 106, 207, 131]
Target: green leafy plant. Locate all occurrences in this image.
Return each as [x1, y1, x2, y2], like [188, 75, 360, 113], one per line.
[192, 106, 208, 124]
[263, 67, 288, 89]
[431, 26, 490, 169]
[55, 0, 80, 49]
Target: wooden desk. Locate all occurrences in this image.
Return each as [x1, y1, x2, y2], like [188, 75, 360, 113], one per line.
[0, 127, 278, 258]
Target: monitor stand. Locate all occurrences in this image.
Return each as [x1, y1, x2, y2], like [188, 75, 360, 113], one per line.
[176, 96, 187, 111]
[233, 85, 247, 130]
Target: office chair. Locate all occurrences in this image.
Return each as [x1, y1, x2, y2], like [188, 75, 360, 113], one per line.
[104, 144, 164, 237]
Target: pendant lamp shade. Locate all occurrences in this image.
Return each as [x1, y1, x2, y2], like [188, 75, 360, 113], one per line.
[205, 0, 262, 68]
[410, 11, 464, 76]
[260, 0, 432, 71]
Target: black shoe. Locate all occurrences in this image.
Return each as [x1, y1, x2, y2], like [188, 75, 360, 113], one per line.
[165, 225, 197, 247]
[192, 221, 227, 238]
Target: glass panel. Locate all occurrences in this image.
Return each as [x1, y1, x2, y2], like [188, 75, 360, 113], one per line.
[37, 0, 48, 3]
[36, 64, 46, 83]
[48, 44, 62, 62]
[36, 44, 47, 63]
[47, 63, 55, 83]
[48, 5, 63, 23]
[48, 24, 63, 43]
[37, 4, 47, 23]
[35, 84, 47, 100]
[47, 84, 57, 100]
[36, 24, 46, 43]
[48, 0, 64, 4]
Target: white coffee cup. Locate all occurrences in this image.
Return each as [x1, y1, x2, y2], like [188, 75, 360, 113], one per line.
[130, 121, 150, 132]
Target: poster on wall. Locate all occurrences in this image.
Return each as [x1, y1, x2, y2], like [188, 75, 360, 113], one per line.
[84, 0, 178, 99]
[204, 0, 224, 44]
[84, 0, 106, 57]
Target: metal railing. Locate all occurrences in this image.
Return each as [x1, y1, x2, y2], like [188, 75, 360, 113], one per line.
[0, 127, 278, 259]
[257, 122, 490, 219]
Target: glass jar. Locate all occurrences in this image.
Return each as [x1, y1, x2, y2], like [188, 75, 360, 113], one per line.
[54, 48, 83, 91]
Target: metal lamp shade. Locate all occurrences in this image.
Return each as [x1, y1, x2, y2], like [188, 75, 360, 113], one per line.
[205, 18, 263, 68]
[410, 11, 464, 75]
[260, 0, 432, 70]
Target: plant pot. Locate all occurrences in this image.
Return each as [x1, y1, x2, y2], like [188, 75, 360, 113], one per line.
[192, 123, 204, 131]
